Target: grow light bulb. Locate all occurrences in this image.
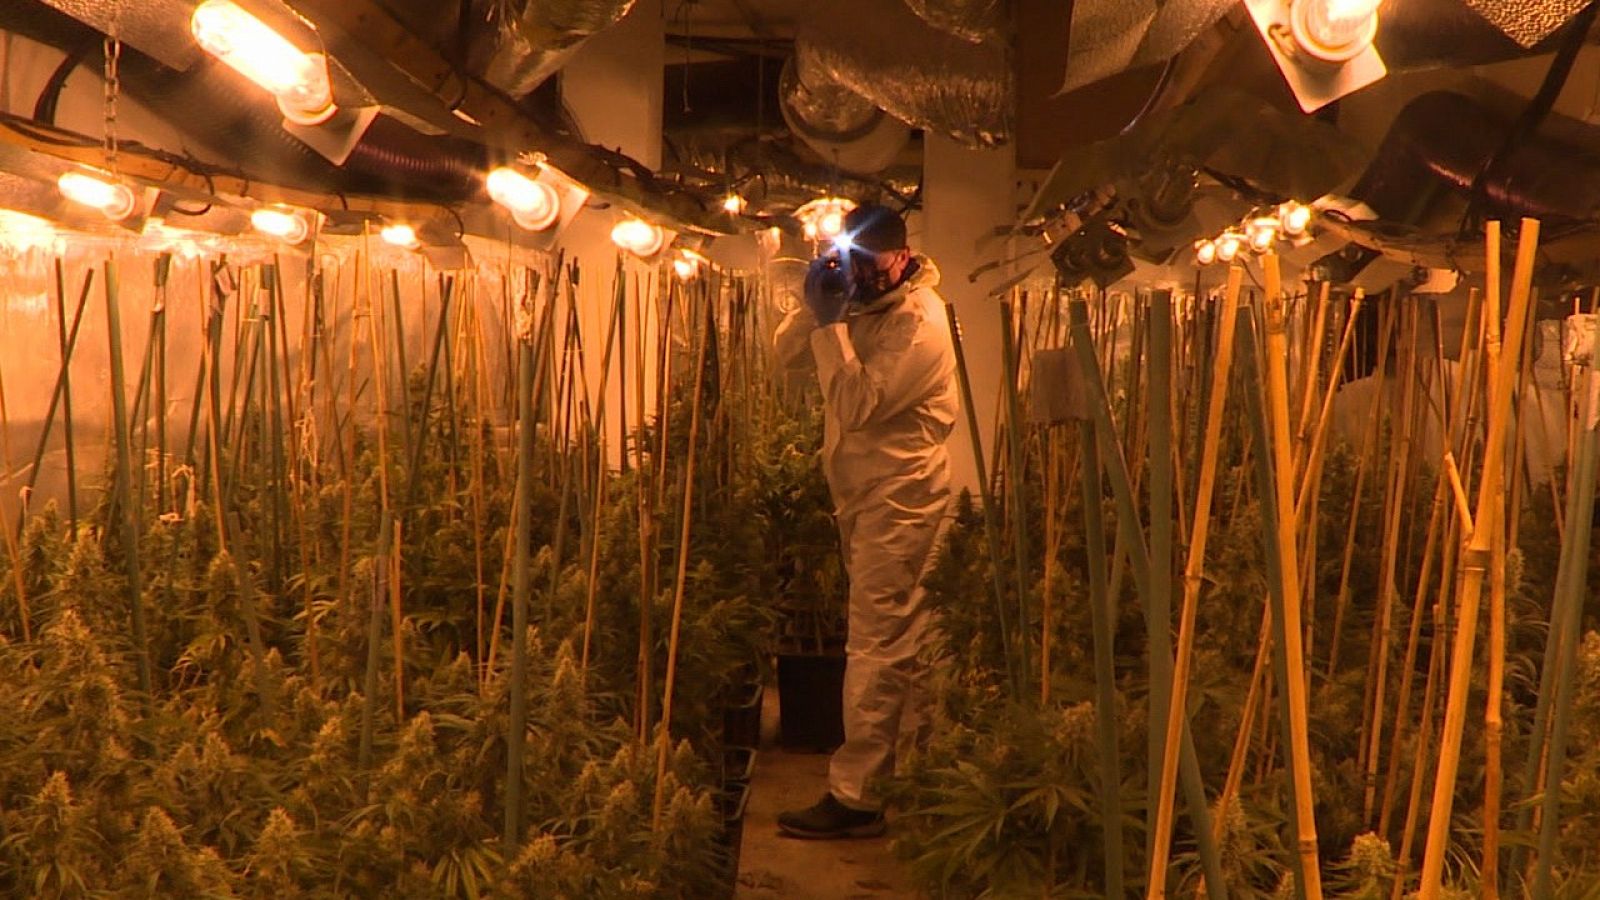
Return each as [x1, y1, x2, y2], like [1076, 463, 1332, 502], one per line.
[1217, 231, 1244, 263]
[1278, 200, 1313, 237]
[57, 169, 136, 220]
[818, 210, 845, 239]
[251, 206, 309, 244]
[1247, 217, 1279, 253]
[672, 250, 706, 281]
[1194, 239, 1217, 266]
[722, 193, 746, 215]
[191, 0, 336, 125]
[611, 217, 664, 257]
[1290, 0, 1379, 63]
[380, 222, 419, 249]
[486, 166, 560, 231]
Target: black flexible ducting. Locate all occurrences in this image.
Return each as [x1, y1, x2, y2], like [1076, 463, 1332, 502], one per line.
[1461, 0, 1600, 232]
[1349, 90, 1600, 226]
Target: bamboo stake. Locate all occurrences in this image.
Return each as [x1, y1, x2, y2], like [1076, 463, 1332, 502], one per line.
[403, 277, 456, 509]
[1259, 254, 1324, 898]
[1041, 429, 1057, 706]
[16, 269, 94, 539]
[1417, 219, 1539, 900]
[103, 258, 154, 696]
[1377, 305, 1467, 839]
[503, 273, 540, 848]
[1326, 298, 1398, 678]
[1391, 592, 1449, 897]
[55, 259, 80, 528]
[0, 363, 29, 643]
[1075, 343, 1124, 899]
[1375, 473, 1449, 839]
[1148, 267, 1242, 898]
[1215, 604, 1272, 844]
[1362, 301, 1422, 823]
[652, 287, 713, 829]
[390, 517, 406, 720]
[943, 301, 1020, 695]
[1067, 295, 1229, 900]
[999, 300, 1035, 690]
[1526, 319, 1600, 897]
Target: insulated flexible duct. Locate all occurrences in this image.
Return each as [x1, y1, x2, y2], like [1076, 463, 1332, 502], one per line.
[1350, 90, 1600, 224]
[903, 0, 1002, 44]
[795, 0, 1011, 147]
[477, 0, 636, 98]
[778, 54, 911, 175]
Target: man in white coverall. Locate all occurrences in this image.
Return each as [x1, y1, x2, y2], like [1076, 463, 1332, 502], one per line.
[774, 204, 958, 839]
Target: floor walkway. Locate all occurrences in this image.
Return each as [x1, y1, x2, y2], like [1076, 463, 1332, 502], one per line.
[734, 688, 919, 899]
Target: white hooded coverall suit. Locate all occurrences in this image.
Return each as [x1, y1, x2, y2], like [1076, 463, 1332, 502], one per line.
[776, 255, 959, 811]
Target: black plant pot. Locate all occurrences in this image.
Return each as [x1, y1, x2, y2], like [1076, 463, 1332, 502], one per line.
[722, 746, 757, 789]
[716, 780, 753, 898]
[776, 652, 846, 752]
[722, 680, 764, 748]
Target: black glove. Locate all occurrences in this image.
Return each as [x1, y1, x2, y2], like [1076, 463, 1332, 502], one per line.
[803, 254, 852, 325]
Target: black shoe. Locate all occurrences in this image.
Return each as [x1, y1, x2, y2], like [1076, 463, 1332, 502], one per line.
[777, 793, 886, 839]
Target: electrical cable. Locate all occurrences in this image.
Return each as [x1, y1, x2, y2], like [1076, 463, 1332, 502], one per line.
[33, 45, 91, 125]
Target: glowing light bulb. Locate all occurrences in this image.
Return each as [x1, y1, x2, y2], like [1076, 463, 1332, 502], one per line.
[672, 250, 706, 281]
[722, 193, 746, 215]
[57, 169, 136, 220]
[191, 0, 336, 125]
[819, 210, 845, 239]
[1195, 239, 1217, 266]
[1291, 0, 1379, 62]
[1278, 201, 1313, 237]
[803, 221, 818, 240]
[611, 217, 664, 257]
[486, 167, 560, 231]
[1247, 217, 1279, 253]
[380, 223, 419, 249]
[1217, 231, 1243, 263]
[251, 206, 309, 244]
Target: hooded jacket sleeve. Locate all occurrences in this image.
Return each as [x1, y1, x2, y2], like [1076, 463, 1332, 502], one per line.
[809, 299, 947, 432]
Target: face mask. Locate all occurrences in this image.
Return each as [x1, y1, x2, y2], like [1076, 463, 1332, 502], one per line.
[848, 250, 897, 302]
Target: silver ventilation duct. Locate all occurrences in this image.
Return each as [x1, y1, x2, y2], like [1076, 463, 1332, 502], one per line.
[481, 0, 636, 98]
[778, 54, 911, 175]
[902, 0, 1003, 44]
[795, 0, 1011, 147]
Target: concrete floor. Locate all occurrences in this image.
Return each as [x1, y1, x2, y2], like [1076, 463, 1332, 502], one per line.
[734, 687, 921, 899]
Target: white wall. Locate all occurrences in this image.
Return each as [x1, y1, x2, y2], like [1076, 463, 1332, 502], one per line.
[920, 136, 1020, 498]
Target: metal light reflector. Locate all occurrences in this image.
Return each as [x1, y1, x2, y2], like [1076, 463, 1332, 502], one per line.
[191, 0, 336, 125]
[57, 169, 136, 220]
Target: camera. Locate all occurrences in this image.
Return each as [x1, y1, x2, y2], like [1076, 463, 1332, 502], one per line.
[810, 250, 854, 301]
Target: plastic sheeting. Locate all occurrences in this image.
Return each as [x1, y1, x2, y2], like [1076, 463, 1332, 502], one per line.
[796, 0, 1010, 147]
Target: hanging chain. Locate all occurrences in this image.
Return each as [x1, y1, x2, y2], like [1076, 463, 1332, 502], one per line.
[102, 35, 121, 174]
